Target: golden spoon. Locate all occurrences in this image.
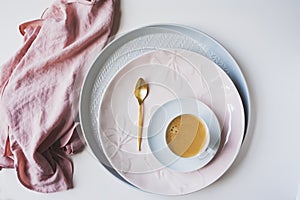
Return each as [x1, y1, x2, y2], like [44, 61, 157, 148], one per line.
[134, 78, 149, 151]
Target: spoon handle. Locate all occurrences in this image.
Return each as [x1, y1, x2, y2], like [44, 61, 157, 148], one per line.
[138, 103, 144, 151]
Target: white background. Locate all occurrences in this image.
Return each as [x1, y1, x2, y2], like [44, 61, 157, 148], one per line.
[1, 0, 300, 199]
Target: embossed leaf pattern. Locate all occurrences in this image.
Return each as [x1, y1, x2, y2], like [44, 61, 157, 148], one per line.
[102, 114, 134, 172]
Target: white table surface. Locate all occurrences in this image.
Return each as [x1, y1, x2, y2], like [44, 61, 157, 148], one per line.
[1, 0, 300, 199]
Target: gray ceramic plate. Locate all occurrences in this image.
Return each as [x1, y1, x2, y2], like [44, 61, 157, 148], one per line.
[79, 24, 251, 191]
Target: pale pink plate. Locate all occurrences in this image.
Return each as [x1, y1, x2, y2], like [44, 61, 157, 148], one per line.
[98, 49, 245, 195]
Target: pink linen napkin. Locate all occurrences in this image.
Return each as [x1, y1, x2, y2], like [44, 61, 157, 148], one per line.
[0, 0, 115, 193]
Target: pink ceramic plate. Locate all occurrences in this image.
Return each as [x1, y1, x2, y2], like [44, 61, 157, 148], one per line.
[98, 49, 245, 195]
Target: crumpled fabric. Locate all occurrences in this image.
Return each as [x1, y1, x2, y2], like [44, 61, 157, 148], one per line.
[0, 0, 115, 193]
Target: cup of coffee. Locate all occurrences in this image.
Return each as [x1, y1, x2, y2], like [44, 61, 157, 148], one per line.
[165, 114, 210, 159]
[147, 98, 221, 172]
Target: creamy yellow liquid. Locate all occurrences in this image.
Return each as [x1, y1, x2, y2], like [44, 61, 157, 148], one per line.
[166, 114, 207, 158]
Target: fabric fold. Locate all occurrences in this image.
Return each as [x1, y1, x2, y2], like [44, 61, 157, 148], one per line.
[0, 0, 115, 193]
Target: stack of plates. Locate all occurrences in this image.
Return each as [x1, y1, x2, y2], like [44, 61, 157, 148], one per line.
[79, 24, 251, 195]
